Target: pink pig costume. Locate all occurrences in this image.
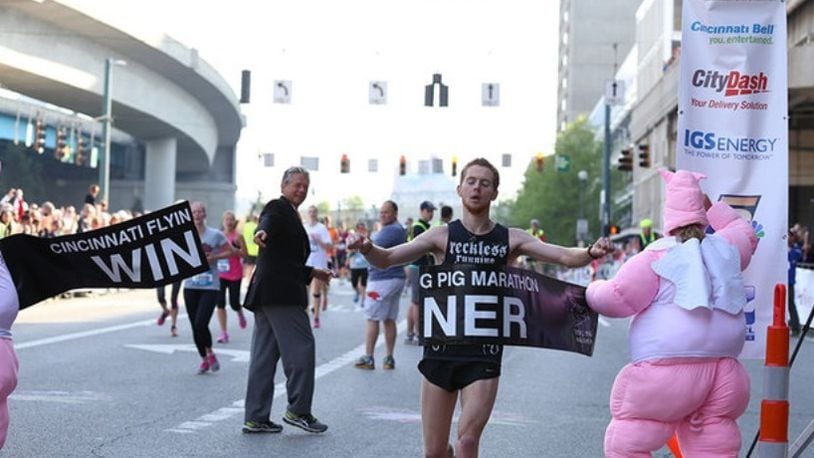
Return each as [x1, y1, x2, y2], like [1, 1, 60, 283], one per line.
[586, 170, 758, 458]
[0, 250, 19, 450]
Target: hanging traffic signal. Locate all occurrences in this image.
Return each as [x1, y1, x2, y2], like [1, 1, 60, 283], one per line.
[638, 144, 650, 168]
[399, 155, 406, 176]
[35, 119, 46, 154]
[75, 136, 87, 166]
[535, 153, 544, 172]
[618, 148, 633, 172]
[340, 153, 350, 173]
[451, 156, 458, 177]
[55, 127, 67, 160]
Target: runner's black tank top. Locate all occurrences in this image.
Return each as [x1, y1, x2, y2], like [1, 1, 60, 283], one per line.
[423, 219, 510, 361]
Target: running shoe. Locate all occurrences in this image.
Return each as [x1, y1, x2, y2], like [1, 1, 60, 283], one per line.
[383, 355, 395, 370]
[217, 332, 229, 344]
[354, 355, 374, 370]
[238, 311, 247, 329]
[242, 420, 283, 434]
[282, 411, 328, 433]
[197, 358, 210, 375]
[353, 293, 359, 303]
[403, 334, 418, 345]
[208, 353, 220, 372]
[313, 317, 320, 329]
[157, 309, 169, 326]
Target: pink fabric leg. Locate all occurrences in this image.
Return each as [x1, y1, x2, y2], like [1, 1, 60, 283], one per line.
[0, 339, 19, 450]
[676, 358, 749, 458]
[603, 360, 720, 457]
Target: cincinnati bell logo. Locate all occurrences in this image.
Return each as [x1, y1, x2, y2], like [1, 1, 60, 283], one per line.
[691, 69, 769, 97]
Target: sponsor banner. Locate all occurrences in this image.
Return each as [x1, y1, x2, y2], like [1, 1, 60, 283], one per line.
[678, 0, 788, 358]
[418, 265, 598, 356]
[0, 202, 207, 310]
[794, 267, 814, 327]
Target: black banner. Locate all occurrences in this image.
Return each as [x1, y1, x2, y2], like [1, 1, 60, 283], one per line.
[418, 265, 598, 356]
[0, 201, 208, 310]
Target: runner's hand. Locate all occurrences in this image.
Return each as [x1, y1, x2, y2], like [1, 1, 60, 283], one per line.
[312, 268, 332, 283]
[254, 230, 268, 248]
[588, 237, 615, 258]
[346, 233, 365, 250]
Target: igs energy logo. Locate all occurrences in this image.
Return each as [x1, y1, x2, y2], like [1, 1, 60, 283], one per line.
[690, 69, 770, 112]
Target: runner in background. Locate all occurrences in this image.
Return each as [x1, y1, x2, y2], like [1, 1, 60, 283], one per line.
[348, 222, 370, 305]
[305, 206, 332, 328]
[404, 201, 435, 345]
[216, 211, 249, 344]
[242, 214, 259, 279]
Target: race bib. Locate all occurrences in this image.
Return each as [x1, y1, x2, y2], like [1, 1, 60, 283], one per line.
[189, 273, 214, 287]
[217, 259, 230, 272]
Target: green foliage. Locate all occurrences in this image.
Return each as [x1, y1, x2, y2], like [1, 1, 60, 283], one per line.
[317, 200, 331, 215]
[0, 142, 45, 202]
[342, 195, 364, 211]
[510, 117, 603, 246]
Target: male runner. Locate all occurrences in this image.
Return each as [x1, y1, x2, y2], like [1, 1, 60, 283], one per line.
[348, 158, 613, 458]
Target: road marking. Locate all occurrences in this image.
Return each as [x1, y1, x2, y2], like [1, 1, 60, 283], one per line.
[358, 406, 537, 426]
[15, 314, 190, 350]
[10, 390, 112, 404]
[125, 344, 251, 362]
[598, 317, 611, 328]
[166, 320, 407, 434]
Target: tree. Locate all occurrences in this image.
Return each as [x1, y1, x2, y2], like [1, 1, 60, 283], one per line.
[510, 117, 607, 246]
[342, 195, 364, 211]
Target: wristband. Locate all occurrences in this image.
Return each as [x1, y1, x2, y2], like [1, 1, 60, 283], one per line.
[586, 243, 602, 259]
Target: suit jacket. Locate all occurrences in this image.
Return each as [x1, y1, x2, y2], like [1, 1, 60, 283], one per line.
[244, 196, 313, 310]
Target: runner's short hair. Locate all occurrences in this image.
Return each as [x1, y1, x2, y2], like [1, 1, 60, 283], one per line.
[281, 166, 310, 186]
[383, 200, 398, 214]
[460, 158, 500, 190]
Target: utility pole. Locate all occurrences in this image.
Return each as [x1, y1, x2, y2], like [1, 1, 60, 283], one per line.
[602, 43, 619, 237]
[99, 58, 126, 204]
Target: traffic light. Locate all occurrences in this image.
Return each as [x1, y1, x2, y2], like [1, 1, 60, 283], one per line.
[75, 136, 87, 166]
[451, 156, 458, 177]
[399, 155, 406, 176]
[638, 144, 650, 168]
[340, 153, 350, 173]
[535, 153, 544, 172]
[34, 119, 46, 154]
[618, 148, 633, 172]
[55, 127, 67, 160]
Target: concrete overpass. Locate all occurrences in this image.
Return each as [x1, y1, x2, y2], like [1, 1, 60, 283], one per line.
[0, 0, 243, 215]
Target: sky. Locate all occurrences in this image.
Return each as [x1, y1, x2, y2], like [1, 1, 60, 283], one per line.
[80, 0, 561, 213]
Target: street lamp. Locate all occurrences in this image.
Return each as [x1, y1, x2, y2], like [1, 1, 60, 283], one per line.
[99, 57, 127, 205]
[577, 170, 588, 243]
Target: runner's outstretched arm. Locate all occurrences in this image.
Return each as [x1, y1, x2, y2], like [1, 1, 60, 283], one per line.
[510, 228, 614, 268]
[348, 226, 444, 269]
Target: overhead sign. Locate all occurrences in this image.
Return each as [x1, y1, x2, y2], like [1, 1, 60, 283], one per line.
[418, 265, 597, 356]
[273, 80, 292, 104]
[555, 154, 571, 172]
[604, 80, 625, 106]
[482, 83, 500, 106]
[369, 81, 387, 105]
[424, 73, 449, 107]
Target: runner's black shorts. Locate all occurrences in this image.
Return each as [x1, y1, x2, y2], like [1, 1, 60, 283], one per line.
[350, 268, 368, 289]
[244, 255, 257, 265]
[418, 358, 501, 392]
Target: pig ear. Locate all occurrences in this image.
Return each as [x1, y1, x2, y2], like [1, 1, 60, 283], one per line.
[659, 168, 673, 183]
[691, 171, 707, 181]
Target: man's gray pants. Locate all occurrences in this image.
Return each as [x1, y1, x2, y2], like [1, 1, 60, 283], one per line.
[244, 305, 315, 422]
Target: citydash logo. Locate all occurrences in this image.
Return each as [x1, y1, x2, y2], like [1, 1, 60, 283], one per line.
[692, 70, 769, 97]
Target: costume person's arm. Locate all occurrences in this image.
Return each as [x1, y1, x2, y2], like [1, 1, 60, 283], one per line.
[510, 228, 614, 268]
[348, 226, 444, 269]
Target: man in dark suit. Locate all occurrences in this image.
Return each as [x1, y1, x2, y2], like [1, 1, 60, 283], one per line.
[242, 166, 331, 434]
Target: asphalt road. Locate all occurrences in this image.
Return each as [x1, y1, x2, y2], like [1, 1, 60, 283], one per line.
[4, 281, 814, 457]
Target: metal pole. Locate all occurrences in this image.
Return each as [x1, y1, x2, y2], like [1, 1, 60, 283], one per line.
[99, 58, 113, 203]
[602, 102, 611, 236]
